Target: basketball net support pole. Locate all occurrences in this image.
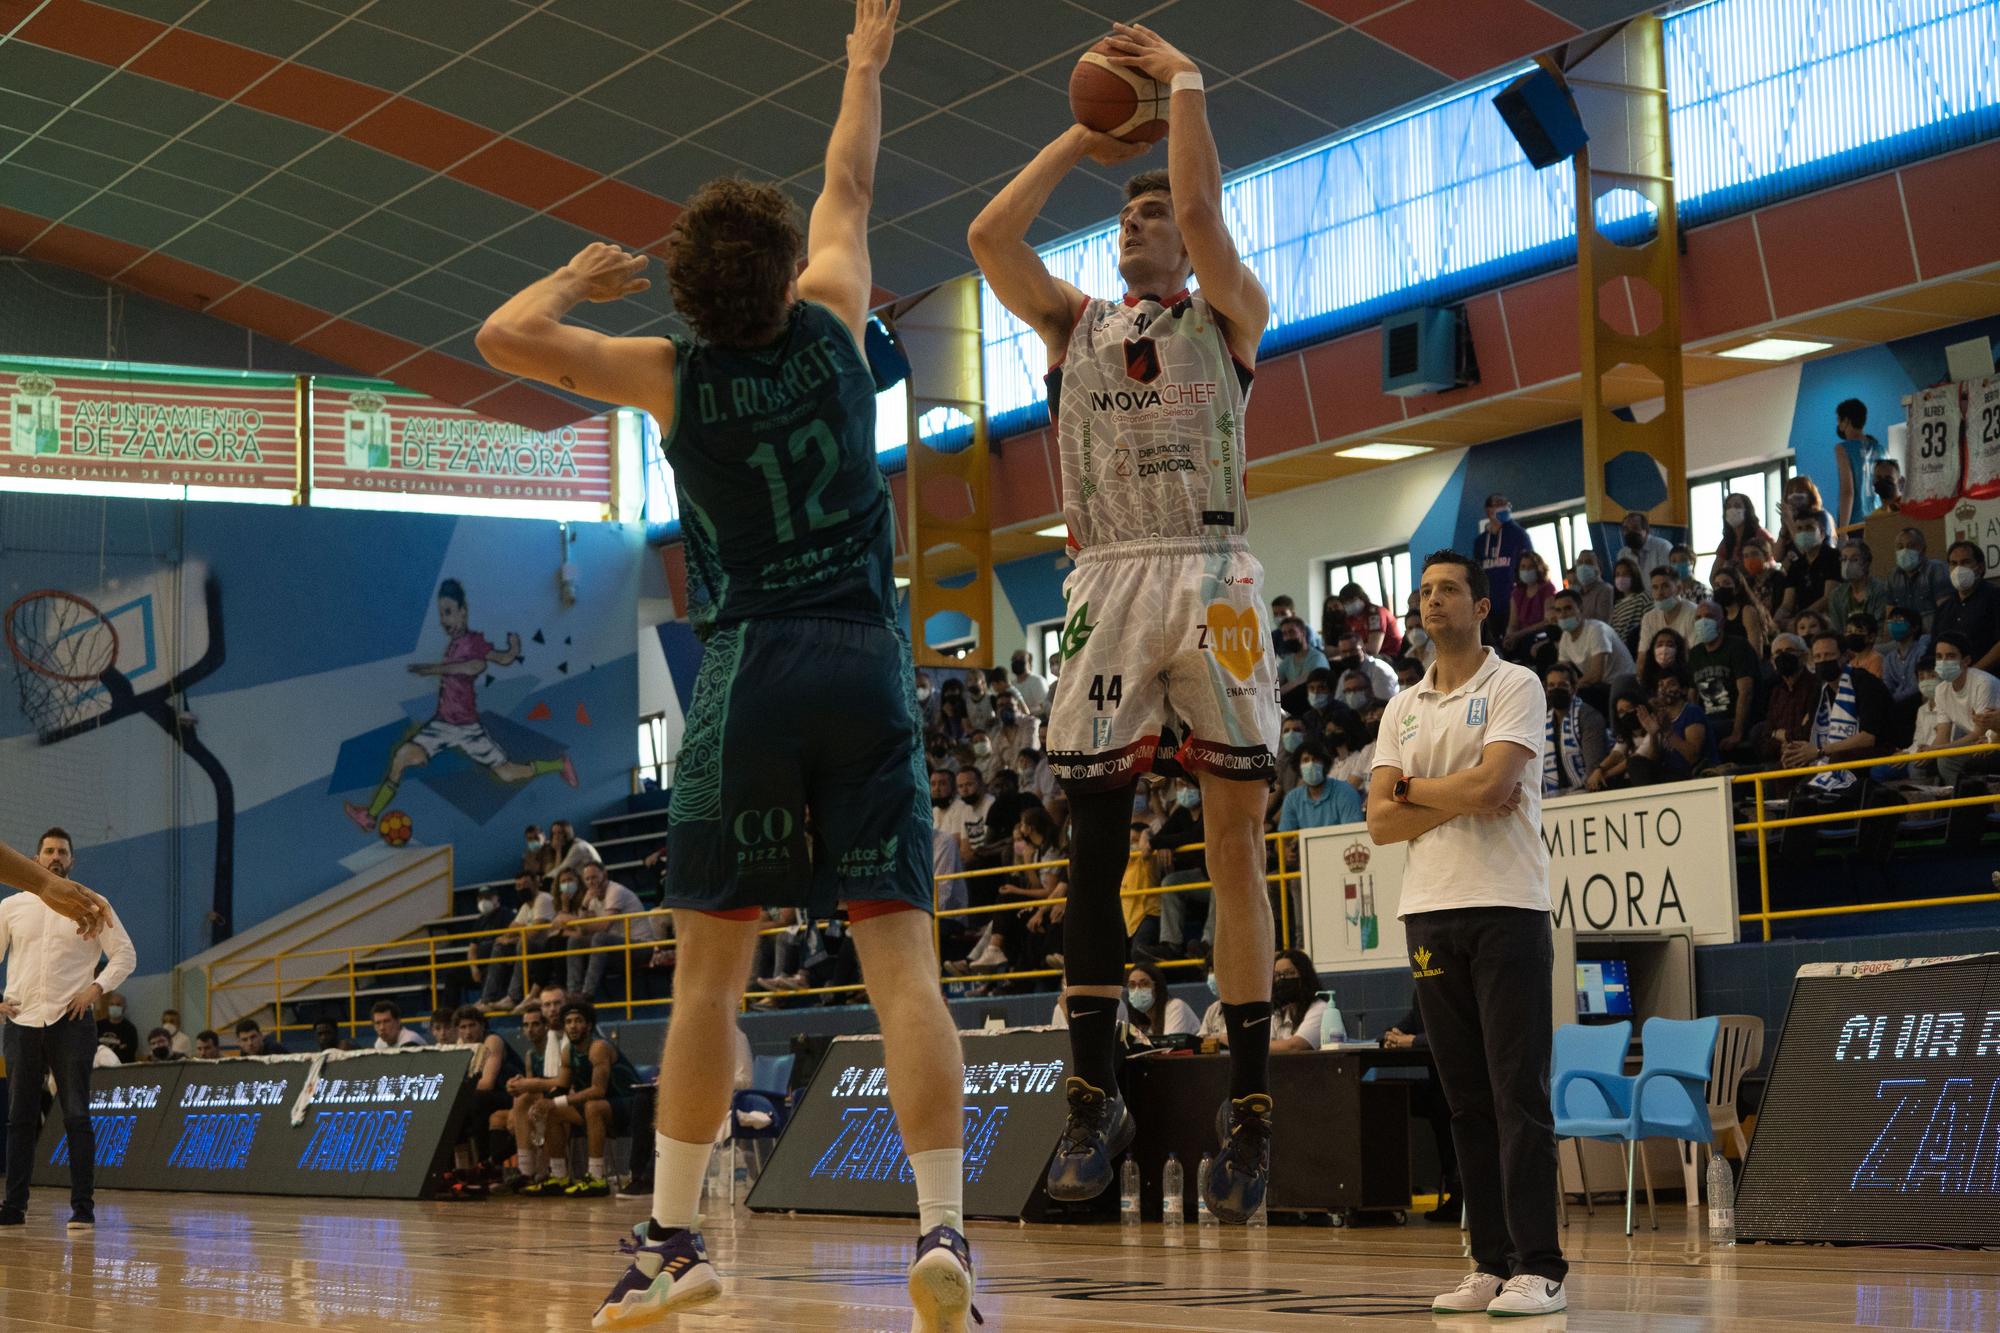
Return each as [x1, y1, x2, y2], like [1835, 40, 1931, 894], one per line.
[1561, 14, 1687, 536]
[898, 277, 995, 669]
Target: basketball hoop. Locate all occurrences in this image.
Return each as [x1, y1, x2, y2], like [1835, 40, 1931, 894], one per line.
[6, 588, 119, 740]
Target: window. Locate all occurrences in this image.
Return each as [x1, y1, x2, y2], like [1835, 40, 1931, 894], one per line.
[1319, 548, 1412, 624]
[1029, 618, 1064, 678]
[1515, 505, 1594, 578]
[635, 712, 675, 792]
[1689, 458, 1792, 570]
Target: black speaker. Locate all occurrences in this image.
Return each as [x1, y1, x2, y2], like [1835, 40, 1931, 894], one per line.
[1493, 68, 1588, 169]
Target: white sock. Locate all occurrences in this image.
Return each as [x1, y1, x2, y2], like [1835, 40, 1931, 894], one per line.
[652, 1133, 712, 1231]
[588, 1157, 606, 1180]
[910, 1148, 964, 1235]
[521, 1145, 542, 1178]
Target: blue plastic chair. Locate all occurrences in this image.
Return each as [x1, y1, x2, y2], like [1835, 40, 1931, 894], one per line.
[1555, 1017, 1719, 1235]
[1550, 1021, 1632, 1227]
[729, 1053, 798, 1185]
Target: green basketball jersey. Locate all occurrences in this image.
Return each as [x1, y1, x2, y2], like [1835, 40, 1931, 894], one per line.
[664, 302, 897, 638]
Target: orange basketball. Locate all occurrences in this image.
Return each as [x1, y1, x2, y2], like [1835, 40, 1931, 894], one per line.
[1069, 39, 1169, 144]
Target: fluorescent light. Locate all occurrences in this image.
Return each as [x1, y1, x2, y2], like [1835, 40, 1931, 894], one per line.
[1035, 523, 1069, 538]
[894, 576, 911, 589]
[1716, 337, 1833, 362]
[1335, 442, 1433, 461]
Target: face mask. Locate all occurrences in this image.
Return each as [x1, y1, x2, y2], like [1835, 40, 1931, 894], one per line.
[1557, 615, 1581, 634]
[1127, 986, 1155, 1014]
[1492, 508, 1512, 526]
[1613, 576, 1633, 594]
[1406, 627, 1428, 649]
[1654, 595, 1679, 612]
[1654, 646, 1677, 667]
[1518, 568, 1539, 585]
[151, 1045, 169, 1058]
[1299, 761, 1326, 786]
[1343, 599, 1363, 615]
[1888, 620, 1912, 642]
[1206, 972, 1219, 998]
[1873, 477, 1898, 502]
[1308, 690, 1330, 710]
[996, 707, 1017, 725]
[1617, 711, 1643, 738]
[1693, 619, 1720, 646]
[933, 793, 952, 809]
[1919, 676, 1940, 700]
[1271, 976, 1304, 1007]
[973, 740, 992, 758]
[1546, 687, 1573, 713]
[1743, 555, 1768, 575]
[1895, 548, 1921, 573]
[108, 1006, 124, 1021]
[1841, 561, 1865, 583]
[1795, 529, 1822, 551]
[960, 791, 981, 806]
[527, 838, 542, 851]
[1176, 786, 1202, 810]
[1712, 586, 1740, 608]
[1340, 689, 1371, 711]
[1937, 659, 1964, 683]
[917, 684, 932, 702]
[1674, 560, 1694, 580]
[1281, 730, 1304, 754]
[1814, 660, 1843, 684]
[1843, 632, 1872, 654]
[1283, 637, 1305, 655]
[1952, 565, 1979, 592]
[1575, 563, 1599, 586]
[163, 1022, 178, 1035]
[478, 896, 499, 914]
[1622, 530, 1645, 550]
[1774, 651, 1801, 677]
[1725, 507, 1746, 528]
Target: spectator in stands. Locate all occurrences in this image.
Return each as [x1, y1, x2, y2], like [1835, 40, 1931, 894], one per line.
[1709, 566, 1775, 659]
[372, 1000, 425, 1048]
[429, 1005, 455, 1046]
[1553, 588, 1634, 697]
[547, 866, 593, 986]
[1618, 510, 1675, 584]
[96, 990, 138, 1064]
[506, 1003, 565, 1193]
[1331, 701, 1381, 795]
[1195, 942, 1228, 1044]
[1402, 610, 1436, 669]
[1009, 649, 1049, 716]
[313, 1019, 355, 1051]
[1271, 714, 1308, 822]
[1635, 634, 1712, 780]
[144, 1028, 180, 1062]
[935, 687, 971, 745]
[1669, 544, 1709, 605]
[521, 824, 556, 883]
[989, 687, 1040, 776]
[1611, 558, 1653, 652]
[234, 1017, 283, 1055]
[1713, 493, 1774, 579]
[964, 669, 997, 732]
[159, 1008, 192, 1058]
[1394, 656, 1425, 691]
[1689, 600, 1759, 762]
[1935, 542, 2000, 673]
[1755, 633, 1817, 764]
[569, 861, 662, 1002]
[1152, 777, 1211, 959]
[469, 874, 529, 992]
[482, 873, 557, 1012]
[1271, 595, 1321, 650]
[1278, 739, 1363, 832]
[1008, 809, 1069, 981]
[455, 1005, 524, 1178]
[915, 667, 937, 725]
[194, 1030, 220, 1059]
[1272, 949, 1335, 1052]
[936, 766, 994, 910]
[1782, 631, 1893, 775]
[1477, 493, 1532, 642]
[1639, 567, 1698, 651]
[1542, 662, 1608, 796]
[1568, 549, 1613, 625]
[1902, 657, 1948, 782]
[1124, 959, 1200, 1042]
[965, 727, 1001, 785]
[1782, 514, 1840, 619]
[1775, 474, 1834, 565]
[1121, 824, 1163, 958]
[1844, 611, 1887, 682]
[1328, 582, 1402, 658]
[546, 820, 600, 880]
[1829, 539, 1890, 631]
[1014, 747, 1058, 806]
[1276, 616, 1330, 698]
[1833, 397, 1886, 528]
[1889, 527, 1952, 632]
[1739, 538, 1784, 620]
[1879, 604, 1932, 709]
[542, 1001, 640, 1197]
[1927, 633, 2000, 787]
[1792, 609, 1830, 651]
[1332, 629, 1397, 701]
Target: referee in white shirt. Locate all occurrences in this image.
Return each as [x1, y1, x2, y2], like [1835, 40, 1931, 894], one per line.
[1368, 553, 1568, 1318]
[0, 829, 136, 1230]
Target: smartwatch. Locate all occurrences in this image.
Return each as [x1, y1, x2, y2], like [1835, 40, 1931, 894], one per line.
[1393, 776, 1413, 804]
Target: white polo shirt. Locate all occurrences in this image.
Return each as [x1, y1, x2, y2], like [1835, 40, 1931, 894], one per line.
[1371, 648, 1550, 916]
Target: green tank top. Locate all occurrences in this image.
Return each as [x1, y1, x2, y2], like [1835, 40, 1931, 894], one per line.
[665, 302, 898, 638]
[568, 1034, 638, 1100]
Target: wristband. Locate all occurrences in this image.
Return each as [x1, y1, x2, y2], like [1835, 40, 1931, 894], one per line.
[1170, 70, 1204, 95]
[553, 1094, 568, 1108]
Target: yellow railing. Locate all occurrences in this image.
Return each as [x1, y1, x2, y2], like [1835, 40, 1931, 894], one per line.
[1730, 739, 2000, 940]
[206, 829, 1306, 1038]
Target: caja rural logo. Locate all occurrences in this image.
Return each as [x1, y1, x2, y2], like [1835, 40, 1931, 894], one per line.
[1411, 947, 1444, 979]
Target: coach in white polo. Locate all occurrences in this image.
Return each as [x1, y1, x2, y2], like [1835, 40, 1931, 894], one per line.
[1367, 551, 1567, 1318]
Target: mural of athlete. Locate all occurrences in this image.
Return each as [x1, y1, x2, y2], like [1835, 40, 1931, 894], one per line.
[344, 578, 575, 834]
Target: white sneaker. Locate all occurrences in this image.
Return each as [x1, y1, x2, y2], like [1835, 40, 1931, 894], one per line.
[1488, 1274, 1567, 1315]
[1432, 1271, 1505, 1312]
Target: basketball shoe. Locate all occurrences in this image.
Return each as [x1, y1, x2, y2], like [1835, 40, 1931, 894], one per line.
[907, 1224, 980, 1332]
[1044, 1076, 1135, 1201]
[591, 1223, 723, 1329]
[1201, 1093, 1273, 1223]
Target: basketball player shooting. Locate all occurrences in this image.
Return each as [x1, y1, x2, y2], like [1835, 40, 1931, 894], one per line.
[478, 4, 976, 1330]
[0, 839, 109, 938]
[969, 21, 1280, 1222]
[343, 577, 576, 837]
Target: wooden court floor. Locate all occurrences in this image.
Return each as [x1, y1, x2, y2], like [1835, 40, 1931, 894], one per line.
[0, 1190, 1995, 1331]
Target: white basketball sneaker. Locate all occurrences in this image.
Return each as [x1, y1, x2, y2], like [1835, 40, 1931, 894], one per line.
[1432, 1271, 1505, 1313]
[1488, 1274, 1568, 1315]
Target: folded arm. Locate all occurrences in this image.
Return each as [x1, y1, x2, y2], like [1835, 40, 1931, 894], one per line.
[1366, 767, 1459, 845]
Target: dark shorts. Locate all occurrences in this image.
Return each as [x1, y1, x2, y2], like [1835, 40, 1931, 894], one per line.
[607, 1094, 637, 1139]
[664, 616, 935, 918]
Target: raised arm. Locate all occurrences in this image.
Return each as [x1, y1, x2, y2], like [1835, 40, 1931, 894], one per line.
[475, 245, 674, 423]
[796, 0, 898, 348]
[0, 840, 108, 937]
[1102, 22, 1269, 365]
[969, 127, 1148, 359]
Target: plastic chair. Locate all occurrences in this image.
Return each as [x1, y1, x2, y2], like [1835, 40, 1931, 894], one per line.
[728, 1053, 798, 1186]
[1693, 1015, 1764, 1199]
[1556, 1017, 1719, 1235]
[1549, 1021, 1632, 1227]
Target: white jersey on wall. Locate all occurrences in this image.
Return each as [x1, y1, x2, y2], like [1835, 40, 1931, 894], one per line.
[1045, 288, 1253, 551]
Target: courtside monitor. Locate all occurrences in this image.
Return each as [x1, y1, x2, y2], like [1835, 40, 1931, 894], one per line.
[1577, 959, 1633, 1018]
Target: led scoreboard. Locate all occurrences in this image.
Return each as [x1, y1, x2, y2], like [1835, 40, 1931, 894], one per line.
[1737, 955, 2000, 1246]
[32, 1048, 473, 1199]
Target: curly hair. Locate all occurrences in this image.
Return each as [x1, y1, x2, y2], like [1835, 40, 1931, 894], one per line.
[663, 178, 803, 348]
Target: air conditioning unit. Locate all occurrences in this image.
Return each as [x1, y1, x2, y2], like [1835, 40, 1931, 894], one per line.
[1381, 305, 1478, 398]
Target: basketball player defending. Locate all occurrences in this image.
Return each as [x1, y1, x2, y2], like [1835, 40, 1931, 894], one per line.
[479, 4, 973, 1329]
[969, 21, 1279, 1221]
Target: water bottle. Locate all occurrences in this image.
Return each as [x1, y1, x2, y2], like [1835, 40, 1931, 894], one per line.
[1120, 1155, 1141, 1226]
[1248, 1191, 1268, 1229]
[1161, 1154, 1184, 1229]
[1197, 1155, 1218, 1228]
[1706, 1153, 1735, 1245]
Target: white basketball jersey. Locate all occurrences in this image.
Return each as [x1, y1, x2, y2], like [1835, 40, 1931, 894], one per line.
[1046, 290, 1252, 551]
[1967, 374, 2000, 500]
[1905, 382, 1964, 519]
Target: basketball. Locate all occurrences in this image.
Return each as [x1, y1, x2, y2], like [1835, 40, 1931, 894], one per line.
[1069, 39, 1169, 144]
[378, 810, 413, 846]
